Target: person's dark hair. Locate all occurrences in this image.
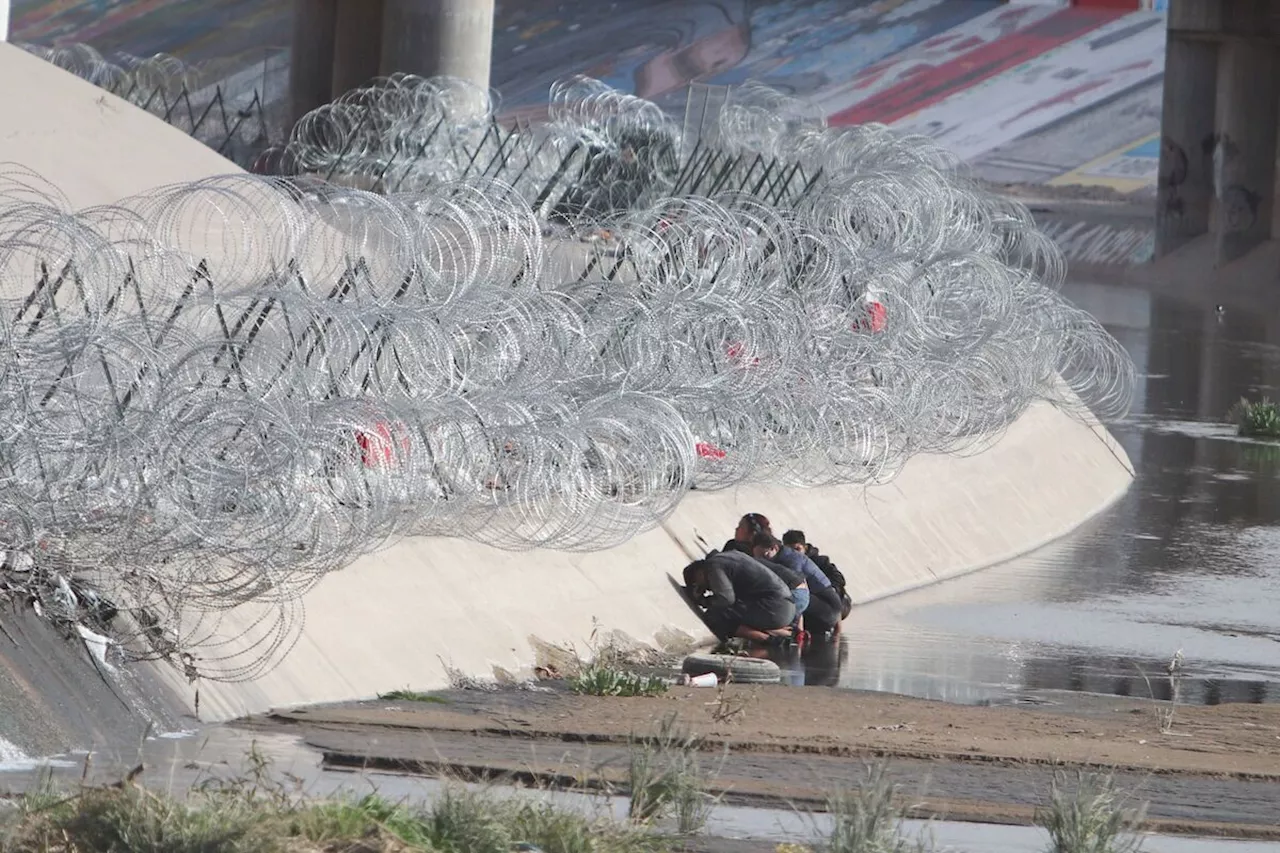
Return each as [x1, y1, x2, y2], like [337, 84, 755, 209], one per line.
[751, 531, 779, 551]
[782, 529, 806, 547]
[740, 512, 771, 534]
[683, 560, 709, 588]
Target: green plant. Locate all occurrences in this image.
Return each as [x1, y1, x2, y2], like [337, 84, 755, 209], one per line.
[0, 750, 663, 853]
[1228, 397, 1280, 438]
[626, 713, 722, 835]
[569, 664, 667, 698]
[826, 763, 927, 853]
[3, 784, 277, 853]
[1132, 650, 1185, 735]
[1038, 771, 1146, 853]
[377, 688, 449, 703]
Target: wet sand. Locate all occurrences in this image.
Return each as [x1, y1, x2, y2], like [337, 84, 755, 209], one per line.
[245, 685, 1280, 839]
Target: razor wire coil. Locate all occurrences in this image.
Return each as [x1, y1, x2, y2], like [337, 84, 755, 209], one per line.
[0, 71, 1134, 681]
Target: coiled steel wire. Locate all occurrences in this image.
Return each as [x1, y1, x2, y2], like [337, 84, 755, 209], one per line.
[0, 75, 1134, 681]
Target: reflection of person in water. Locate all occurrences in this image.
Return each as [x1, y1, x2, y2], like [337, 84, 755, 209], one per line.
[801, 638, 847, 687]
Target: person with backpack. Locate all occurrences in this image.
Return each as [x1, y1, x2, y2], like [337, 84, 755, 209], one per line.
[783, 529, 853, 620]
[752, 532, 843, 641]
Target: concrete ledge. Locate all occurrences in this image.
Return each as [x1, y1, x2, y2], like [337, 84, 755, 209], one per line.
[172, 400, 1133, 723]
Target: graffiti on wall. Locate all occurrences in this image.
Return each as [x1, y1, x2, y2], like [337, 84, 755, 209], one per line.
[12, 0, 290, 64]
[827, 3, 1100, 126]
[491, 0, 999, 119]
[892, 11, 1165, 160]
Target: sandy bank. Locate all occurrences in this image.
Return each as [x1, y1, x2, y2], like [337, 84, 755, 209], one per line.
[247, 685, 1280, 839]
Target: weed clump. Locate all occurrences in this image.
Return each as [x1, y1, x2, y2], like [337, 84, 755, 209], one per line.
[1038, 771, 1146, 853]
[627, 713, 722, 835]
[1228, 397, 1280, 438]
[826, 763, 926, 853]
[0, 756, 659, 853]
[569, 665, 667, 698]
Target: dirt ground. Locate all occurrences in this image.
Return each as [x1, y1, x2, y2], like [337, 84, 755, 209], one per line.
[247, 685, 1280, 839]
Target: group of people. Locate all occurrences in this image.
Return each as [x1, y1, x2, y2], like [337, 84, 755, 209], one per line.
[683, 512, 853, 646]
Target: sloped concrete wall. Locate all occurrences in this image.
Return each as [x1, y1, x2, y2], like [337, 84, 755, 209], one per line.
[171, 400, 1132, 723]
[0, 44, 245, 210]
[0, 44, 1135, 727]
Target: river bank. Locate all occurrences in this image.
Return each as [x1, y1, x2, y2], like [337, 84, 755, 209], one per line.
[243, 683, 1280, 839]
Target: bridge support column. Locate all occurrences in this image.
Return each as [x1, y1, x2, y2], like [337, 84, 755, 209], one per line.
[380, 0, 494, 112]
[289, 0, 339, 129]
[1156, 36, 1217, 257]
[1213, 40, 1280, 265]
[332, 0, 385, 98]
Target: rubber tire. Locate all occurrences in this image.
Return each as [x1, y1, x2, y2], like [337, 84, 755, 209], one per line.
[682, 653, 781, 684]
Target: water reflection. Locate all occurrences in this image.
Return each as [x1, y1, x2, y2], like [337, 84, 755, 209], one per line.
[783, 281, 1280, 705]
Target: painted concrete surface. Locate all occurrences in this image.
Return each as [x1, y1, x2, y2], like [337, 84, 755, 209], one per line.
[891, 10, 1165, 161]
[974, 76, 1163, 188]
[10, 0, 1167, 193]
[1037, 218, 1156, 265]
[11, 0, 289, 67]
[1049, 132, 1161, 193]
[0, 39, 1134, 722]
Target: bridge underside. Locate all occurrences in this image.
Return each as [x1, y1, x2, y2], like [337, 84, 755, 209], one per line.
[1155, 0, 1280, 282]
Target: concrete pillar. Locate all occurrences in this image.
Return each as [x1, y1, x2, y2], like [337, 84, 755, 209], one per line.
[1156, 35, 1218, 257]
[380, 0, 494, 109]
[332, 0, 385, 98]
[289, 0, 339, 130]
[0, 0, 10, 42]
[1214, 40, 1280, 266]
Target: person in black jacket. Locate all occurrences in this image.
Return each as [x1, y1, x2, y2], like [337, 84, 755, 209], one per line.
[683, 550, 796, 643]
[783, 529, 853, 620]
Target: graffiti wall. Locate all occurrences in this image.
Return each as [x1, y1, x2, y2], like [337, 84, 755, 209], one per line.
[890, 10, 1165, 160]
[12, 0, 1168, 194]
[492, 0, 1001, 118]
[12, 0, 290, 64]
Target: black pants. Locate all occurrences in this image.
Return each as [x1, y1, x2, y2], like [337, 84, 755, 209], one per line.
[707, 596, 795, 639]
[802, 586, 844, 634]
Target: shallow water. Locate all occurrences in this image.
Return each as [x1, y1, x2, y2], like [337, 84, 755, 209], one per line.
[785, 283, 1280, 704]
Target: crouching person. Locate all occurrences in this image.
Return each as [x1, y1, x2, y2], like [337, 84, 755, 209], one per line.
[683, 550, 796, 644]
[752, 533, 844, 641]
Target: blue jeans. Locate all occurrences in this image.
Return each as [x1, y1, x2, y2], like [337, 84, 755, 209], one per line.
[791, 586, 810, 628]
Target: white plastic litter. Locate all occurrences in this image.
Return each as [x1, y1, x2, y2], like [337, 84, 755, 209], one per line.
[76, 624, 116, 674]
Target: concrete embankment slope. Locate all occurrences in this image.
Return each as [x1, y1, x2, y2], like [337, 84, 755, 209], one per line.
[0, 43, 242, 208]
[183, 402, 1132, 723]
[0, 44, 1134, 730]
[0, 42, 242, 757]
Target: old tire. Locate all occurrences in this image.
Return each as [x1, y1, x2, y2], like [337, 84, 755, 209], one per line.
[682, 653, 780, 684]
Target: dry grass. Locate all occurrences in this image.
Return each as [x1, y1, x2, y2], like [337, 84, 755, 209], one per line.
[1037, 771, 1146, 853]
[625, 714, 723, 836]
[0, 746, 664, 853]
[0, 738, 1154, 853]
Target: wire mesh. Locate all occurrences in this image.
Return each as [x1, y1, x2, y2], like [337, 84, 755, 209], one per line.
[0, 74, 1133, 682]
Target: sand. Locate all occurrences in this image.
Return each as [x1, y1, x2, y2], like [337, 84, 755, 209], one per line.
[247, 685, 1280, 838]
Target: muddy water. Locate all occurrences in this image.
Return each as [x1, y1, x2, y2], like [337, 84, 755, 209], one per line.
[787, 282, 1280, 705]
